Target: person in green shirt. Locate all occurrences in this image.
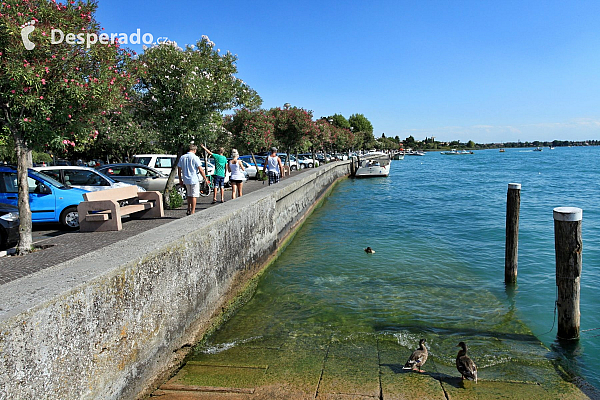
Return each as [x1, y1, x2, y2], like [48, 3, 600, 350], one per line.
[201, 144, 228, 203]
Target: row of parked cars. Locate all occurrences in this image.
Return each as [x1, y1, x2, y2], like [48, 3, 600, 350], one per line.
[0, 151, 345, 249]
[0, 154, 257, 248]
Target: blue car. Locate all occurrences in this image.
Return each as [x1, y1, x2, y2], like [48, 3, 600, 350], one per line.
[238, 155, 265, 169]
[0, 166, 88, 229]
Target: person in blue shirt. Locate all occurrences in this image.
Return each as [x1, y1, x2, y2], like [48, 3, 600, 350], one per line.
[177, 144, 208, 215]
[200, 144, 228, 204]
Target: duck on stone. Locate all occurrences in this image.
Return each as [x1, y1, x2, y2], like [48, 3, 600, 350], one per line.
[364, 247, 375, 254]
[403, 338, 428, 372]
[456, 341, 478, 383]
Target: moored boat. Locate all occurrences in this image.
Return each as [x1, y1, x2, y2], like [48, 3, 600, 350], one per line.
[441, 149, 474, 155]
[355, 154, 391, 177]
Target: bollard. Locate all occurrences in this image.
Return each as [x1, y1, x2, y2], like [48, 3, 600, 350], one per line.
[553, 207, 583, 340]
[505, 183, 521, 284]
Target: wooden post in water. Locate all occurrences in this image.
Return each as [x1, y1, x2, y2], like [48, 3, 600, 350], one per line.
[505, 183, 521, 284]
[554, 207, 583, 340]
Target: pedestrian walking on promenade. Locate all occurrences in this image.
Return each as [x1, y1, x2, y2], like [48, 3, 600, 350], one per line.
[178, 144, 208, 215]
[228, 149, 246, 199]
[200, 144, 228, 203]
[263, 147, 283, 185]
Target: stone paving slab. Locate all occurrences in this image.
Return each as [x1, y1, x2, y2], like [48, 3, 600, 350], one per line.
[378, 337, 447, 400]
[318, 335, 380, 398]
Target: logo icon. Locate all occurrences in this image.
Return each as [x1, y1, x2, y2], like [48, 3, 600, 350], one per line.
[20, 20, 36, 50]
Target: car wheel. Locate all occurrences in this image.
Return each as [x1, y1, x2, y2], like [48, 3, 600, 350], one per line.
[60, 206, 80, 230]
[177, 184, 187, 199]
[291, 165, 297, 171]
[308, 163, 313, 168]
[299, 164, 305, 169]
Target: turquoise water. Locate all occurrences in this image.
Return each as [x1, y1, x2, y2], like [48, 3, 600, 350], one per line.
[203, 146, 600, 389]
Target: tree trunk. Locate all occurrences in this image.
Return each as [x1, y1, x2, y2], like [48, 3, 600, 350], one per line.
[15, 131, 33, 254]
[250, 151, 260, 179]
[164, 145, 184, 207]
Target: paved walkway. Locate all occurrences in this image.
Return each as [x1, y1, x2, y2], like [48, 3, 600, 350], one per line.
[0, 170, 308, 285]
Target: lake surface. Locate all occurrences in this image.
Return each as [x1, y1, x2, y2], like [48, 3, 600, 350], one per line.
[200, 146, 600, 390]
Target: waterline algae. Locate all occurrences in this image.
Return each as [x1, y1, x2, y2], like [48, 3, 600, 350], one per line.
[157, 147, 599, 398]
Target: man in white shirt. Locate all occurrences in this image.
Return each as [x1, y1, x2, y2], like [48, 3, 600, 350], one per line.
[177, 144, 208, 215]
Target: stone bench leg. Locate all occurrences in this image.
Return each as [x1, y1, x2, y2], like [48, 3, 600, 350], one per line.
[78, 200, 122, 232]
[136, 191, 164, 218]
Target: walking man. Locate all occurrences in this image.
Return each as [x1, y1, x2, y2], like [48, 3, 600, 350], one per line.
[200, 144, 228, 203]
[177, 144, 208, 215]
[263, 147, 284, 185]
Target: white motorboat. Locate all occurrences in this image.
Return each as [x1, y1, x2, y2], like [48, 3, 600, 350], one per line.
[355, 155, 391, 177]
[440, 149, 474, 155]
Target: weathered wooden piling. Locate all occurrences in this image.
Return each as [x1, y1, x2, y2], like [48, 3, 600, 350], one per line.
[505, 183, 521, 284]
[553, 207, 582, 340]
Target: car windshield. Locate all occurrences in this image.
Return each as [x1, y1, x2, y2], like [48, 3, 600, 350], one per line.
[132, 156, 151, 166]
[30, 170, 68, 189]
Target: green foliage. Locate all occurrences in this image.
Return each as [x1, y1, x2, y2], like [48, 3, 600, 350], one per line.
[137, 37, 261, 153]
[0, 0, 137, 154]
[348, 114, 373, 135]
[33, 151, 52, 164]
[467, 140, 476, 148]
[327, 113, 351, 130]
[166, 187, 183, 209]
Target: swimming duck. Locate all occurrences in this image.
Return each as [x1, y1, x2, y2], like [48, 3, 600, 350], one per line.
[403, 338, 428, 372]
[364, 247, 375, 254]
[456, 341, 478, 383]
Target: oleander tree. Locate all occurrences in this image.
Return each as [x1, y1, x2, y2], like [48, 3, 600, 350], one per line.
[137, 36, 261, 202]
[269, 106, 315, 168]
[226, 108, 274, 168]
[0, 0, 137, 253]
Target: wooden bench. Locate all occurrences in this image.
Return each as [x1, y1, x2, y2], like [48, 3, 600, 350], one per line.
[77, 186, 164, 232]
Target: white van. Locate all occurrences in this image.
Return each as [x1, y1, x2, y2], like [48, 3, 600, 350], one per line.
[132, 154, 218, 183]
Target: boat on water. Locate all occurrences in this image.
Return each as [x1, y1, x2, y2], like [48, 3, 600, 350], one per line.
[499, 148, 506, 153]
[355, 154, 391, 177]
[392, 152, 405, 160]
[533, 147, 543, 152]
[405, 150, 426, 156]
[440, 149, 474, 155]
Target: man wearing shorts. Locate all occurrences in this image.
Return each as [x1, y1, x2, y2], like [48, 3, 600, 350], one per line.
[201, 144, 228, 203]
[177, 144, 208, 215]
[263, 147, 284, 185]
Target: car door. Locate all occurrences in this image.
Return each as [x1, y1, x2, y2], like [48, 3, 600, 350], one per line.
[28, 175, 56, 222]
[0, 172, 55, 222]
[131, 166, 153, 190]
[136, 166, 167, 191]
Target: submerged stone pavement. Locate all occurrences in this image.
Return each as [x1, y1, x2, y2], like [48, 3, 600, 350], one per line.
[151, 331, 595, 399]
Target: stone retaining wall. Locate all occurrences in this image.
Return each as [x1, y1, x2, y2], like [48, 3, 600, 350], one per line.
[0, 161, 350, 400]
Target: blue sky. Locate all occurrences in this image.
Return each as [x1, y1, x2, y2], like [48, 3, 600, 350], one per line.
[96, 0, 600, 143]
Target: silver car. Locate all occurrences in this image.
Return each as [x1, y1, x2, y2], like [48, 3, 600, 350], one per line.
[33, 166, 145, 193]
[97, 163, 169, 192]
